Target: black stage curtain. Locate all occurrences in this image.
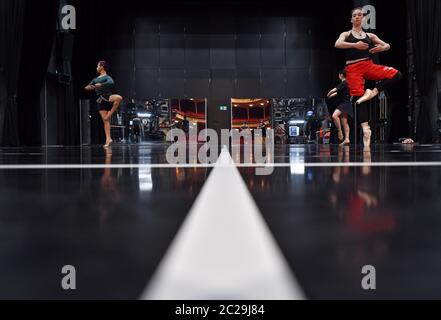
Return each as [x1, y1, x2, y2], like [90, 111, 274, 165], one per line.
[71, 0, 107, 144]
[16, 0, 59, 146]
[408, 0, 441, 142]
[0, 0, 25, 146]
[56, 58, 79, 146]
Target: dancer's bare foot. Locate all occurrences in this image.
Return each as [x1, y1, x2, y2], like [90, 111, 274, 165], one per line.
[338, 130, 344, 141]
[356, 89, 378, 104]
[339, 140, 350, 146]
[104, 140, 113, 148]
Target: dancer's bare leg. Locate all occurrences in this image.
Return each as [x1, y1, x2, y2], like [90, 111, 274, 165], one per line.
[361, 122, 372, 147]
[99, 110, 112, 147]
[101, 95, 122, 147]
[356, 88, 379, 105]
[104, 95, 123, 121]
[332, 109, 344, 141]
[340, 114, 350, 145]
[357, 72, 403, 105]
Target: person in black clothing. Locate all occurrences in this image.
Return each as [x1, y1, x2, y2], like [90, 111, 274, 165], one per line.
[327, 70, 352, 146]
[258, 120, 268, 143]
[181, 116, 190, 135]
[85, 61, 123, 148]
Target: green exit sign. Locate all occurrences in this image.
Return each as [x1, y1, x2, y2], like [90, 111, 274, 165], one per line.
[219, 106, 228, 111]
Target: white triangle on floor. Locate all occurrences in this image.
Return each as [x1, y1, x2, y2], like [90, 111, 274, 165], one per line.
[141, 148, 305, 300]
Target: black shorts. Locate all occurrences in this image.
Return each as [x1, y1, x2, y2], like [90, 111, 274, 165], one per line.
[97, 95, 113, 112]
[336, 101, 354, 118]
[356, 102, 370, 124]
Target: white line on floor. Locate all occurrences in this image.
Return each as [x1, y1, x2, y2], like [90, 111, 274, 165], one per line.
[2, 162, 441, 170]
[141, 148, 305, 300]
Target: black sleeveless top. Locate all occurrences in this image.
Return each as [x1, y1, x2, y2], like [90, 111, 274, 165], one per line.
[345, 31, 374, 61]
[336, 80, 350, 103]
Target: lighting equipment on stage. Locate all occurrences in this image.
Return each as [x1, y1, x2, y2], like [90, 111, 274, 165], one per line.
[125, 99, 171, 143]
[161, 105, 169, 113]
[289, 126, 300, 137]
[273, 97, 330, 145]
[289, 120, 306, 125]
[137, 112, 153, 118]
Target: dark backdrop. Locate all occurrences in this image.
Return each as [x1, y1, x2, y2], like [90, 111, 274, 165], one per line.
[72, 0, 354, 140]
[73, 1, 352, 100]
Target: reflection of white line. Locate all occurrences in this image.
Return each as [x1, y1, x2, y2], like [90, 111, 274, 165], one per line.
[2, 162, 441, 170]
[141, 148, 305, 300]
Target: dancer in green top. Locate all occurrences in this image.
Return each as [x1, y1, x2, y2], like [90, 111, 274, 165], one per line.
[85, 61, 123, 148]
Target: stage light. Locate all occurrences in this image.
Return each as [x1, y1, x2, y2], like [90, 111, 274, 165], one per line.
[137, 112, 153, 118]
[289, 120, 305, 125]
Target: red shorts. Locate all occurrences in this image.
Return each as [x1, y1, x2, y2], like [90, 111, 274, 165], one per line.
[345, 59, 399, 97]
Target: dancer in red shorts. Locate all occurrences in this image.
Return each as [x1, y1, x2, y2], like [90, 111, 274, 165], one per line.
[335, 7, 402, 146]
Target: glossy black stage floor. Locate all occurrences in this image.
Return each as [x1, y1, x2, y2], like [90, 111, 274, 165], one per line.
[1, 143, 441, 299]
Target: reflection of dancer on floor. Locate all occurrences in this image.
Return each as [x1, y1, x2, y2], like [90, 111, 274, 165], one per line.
[85, 61, 123, 148]
[332, 145, 350, 184]
[99, 148, 120, 225]
[327, 70, 352, 146]
[335, 7, 402, 146]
